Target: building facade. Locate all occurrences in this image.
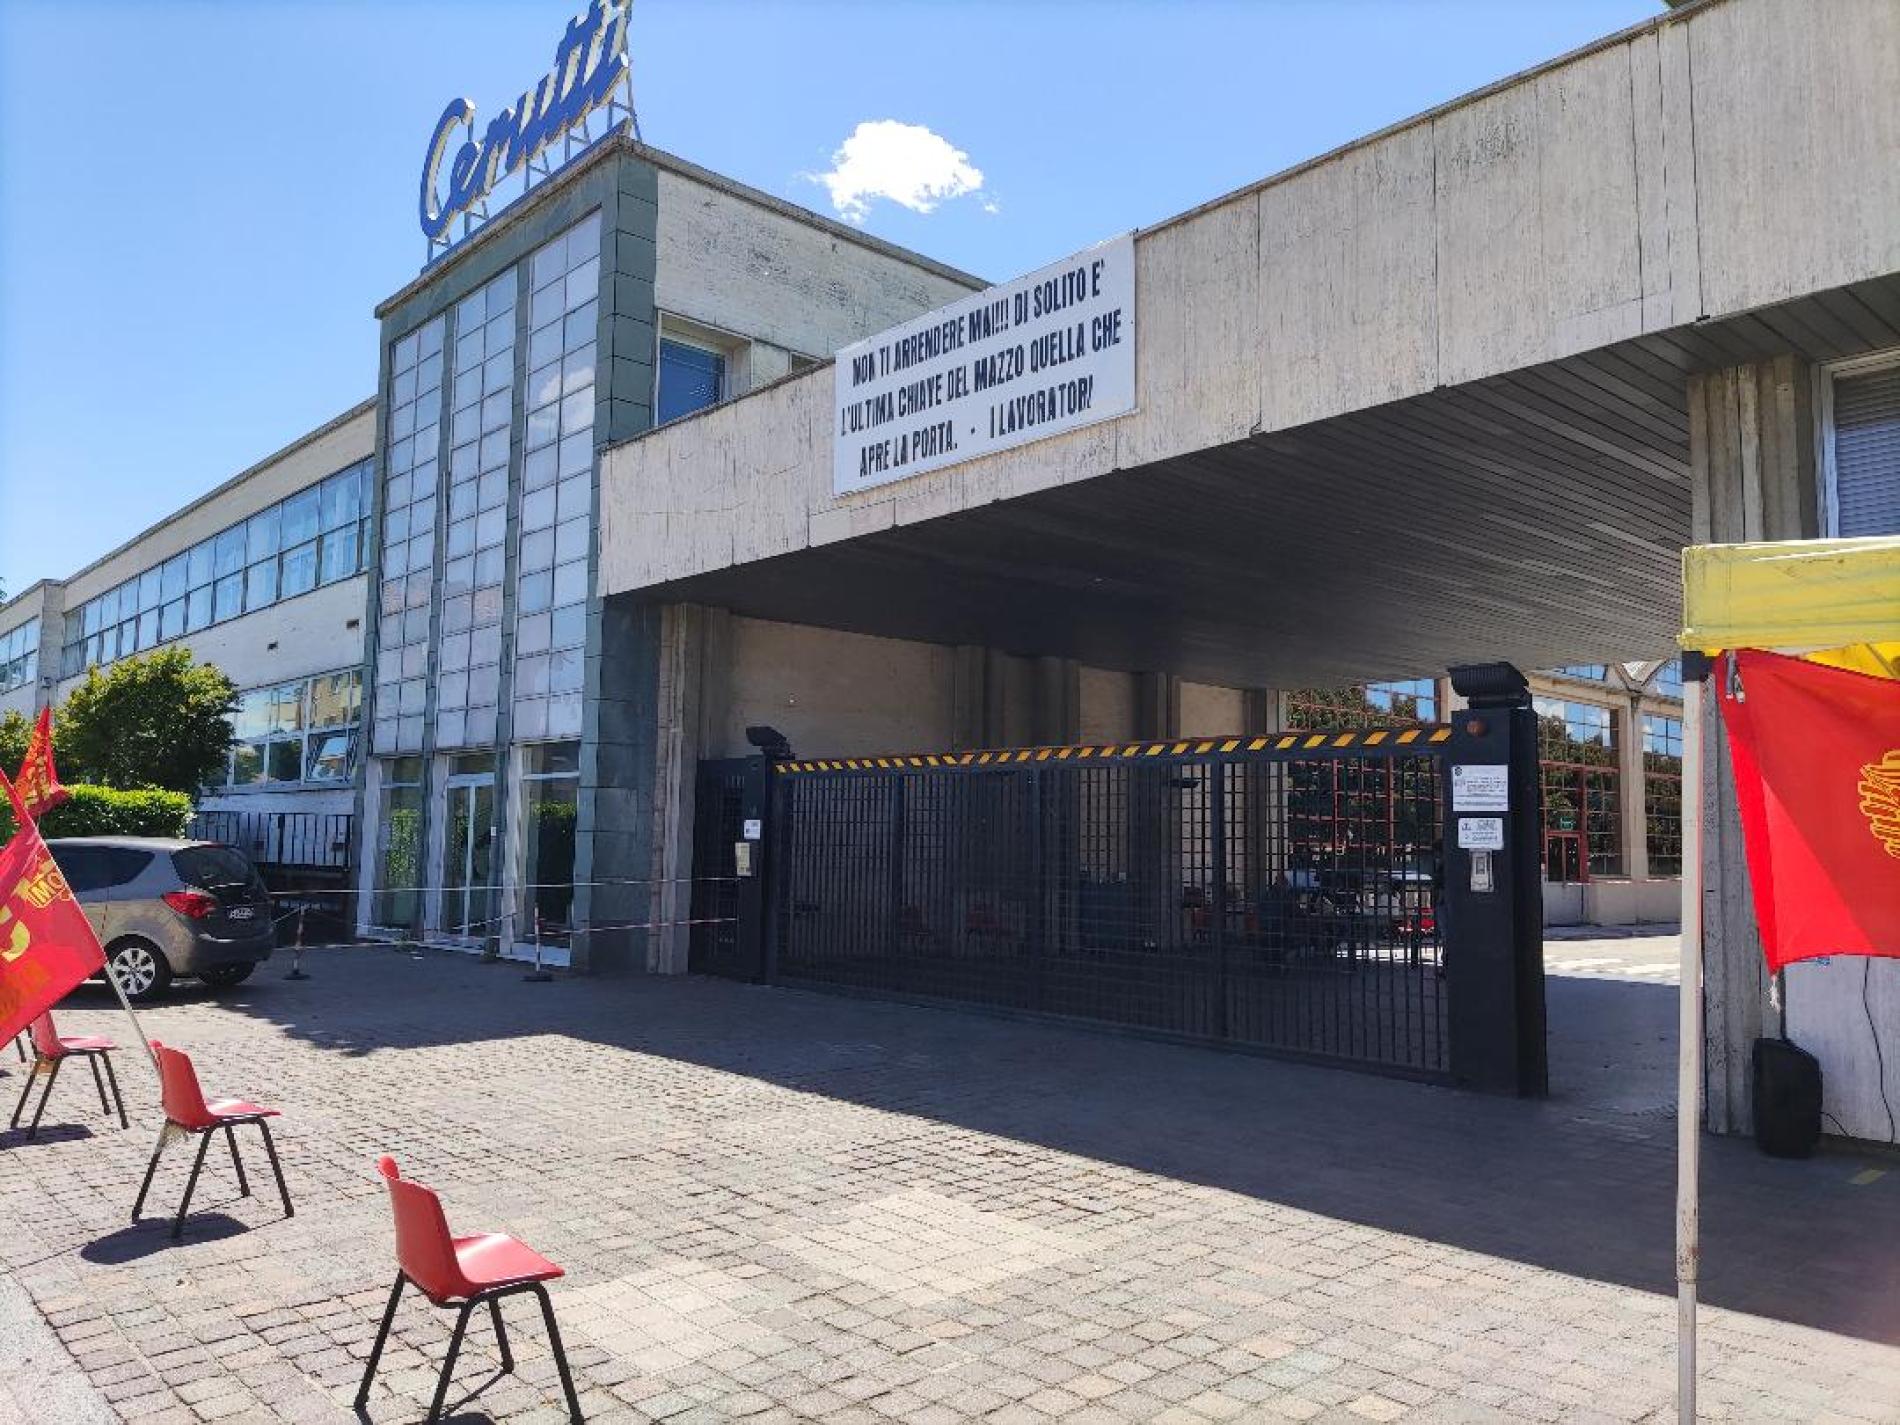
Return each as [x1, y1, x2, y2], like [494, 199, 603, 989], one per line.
[0, 406, 377, 873]
[2, 0, 1893, 1132]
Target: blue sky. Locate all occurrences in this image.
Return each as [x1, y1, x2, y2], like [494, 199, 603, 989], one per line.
[0, 0, 1661, 594]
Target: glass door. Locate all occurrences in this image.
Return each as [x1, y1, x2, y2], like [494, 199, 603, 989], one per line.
[440, 754, 496, 939]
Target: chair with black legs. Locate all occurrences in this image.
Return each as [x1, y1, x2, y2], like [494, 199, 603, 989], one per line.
[9, 1010, 128, 1139]
[356, 1155, 584, 1423]
[131, 1040, 292, 1239]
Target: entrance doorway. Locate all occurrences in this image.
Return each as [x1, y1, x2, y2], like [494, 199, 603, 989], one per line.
[440, 753, 496, 939]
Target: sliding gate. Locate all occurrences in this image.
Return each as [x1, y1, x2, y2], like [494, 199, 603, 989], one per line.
[732, 706, 1544, 1093]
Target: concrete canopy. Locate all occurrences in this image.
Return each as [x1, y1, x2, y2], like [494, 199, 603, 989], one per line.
[601, 0, 1900, 689]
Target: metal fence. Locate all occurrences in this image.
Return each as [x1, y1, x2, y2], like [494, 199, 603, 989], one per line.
[768, 731, 1454, 1079]
[188, 810, 354, 873]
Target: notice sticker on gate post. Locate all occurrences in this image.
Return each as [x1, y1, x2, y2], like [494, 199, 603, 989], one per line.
[742, 818, 762, 841]
[1457, 816, 1505, 851]
[1451, 764, 1510, 812]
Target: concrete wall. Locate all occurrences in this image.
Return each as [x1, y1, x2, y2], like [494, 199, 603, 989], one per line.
[600, 0, 1900, 601]
[655, 167, 979, 391]
[711, 616, 957, 760]
[1690, 354, 1817, 1135]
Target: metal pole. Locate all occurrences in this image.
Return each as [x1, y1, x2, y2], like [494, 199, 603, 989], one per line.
[103, 956, 162, 1088]
[1676, 674, 1706, 1423]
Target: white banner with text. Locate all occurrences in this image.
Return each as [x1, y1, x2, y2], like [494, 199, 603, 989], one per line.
[833, 234, 1135, 497]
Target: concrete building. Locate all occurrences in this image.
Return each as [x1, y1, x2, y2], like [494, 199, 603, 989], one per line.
[0, 406, 376, 871]
[2, 0, 1893, 1128]
[593, 0, 1900, 1132]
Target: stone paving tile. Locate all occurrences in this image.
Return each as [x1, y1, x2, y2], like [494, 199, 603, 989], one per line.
[1, 947, 1899, 1422]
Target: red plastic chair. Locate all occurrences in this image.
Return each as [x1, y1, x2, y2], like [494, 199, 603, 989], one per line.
[9, 1010, 126, 1139]
[131, 1040, 291, 1239]
[356, 1156, 583, 1423]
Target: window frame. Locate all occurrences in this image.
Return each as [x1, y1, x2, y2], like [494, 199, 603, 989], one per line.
[1818, 348, 1900, 538]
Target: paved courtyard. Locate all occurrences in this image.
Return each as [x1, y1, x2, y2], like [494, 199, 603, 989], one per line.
[4, 942, 1900, 1424]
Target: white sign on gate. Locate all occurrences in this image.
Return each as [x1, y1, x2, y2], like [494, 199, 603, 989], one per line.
[832, 234, 1136, 497]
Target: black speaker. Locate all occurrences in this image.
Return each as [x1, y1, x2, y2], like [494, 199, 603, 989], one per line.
[1753, 1037, 1822, 1159]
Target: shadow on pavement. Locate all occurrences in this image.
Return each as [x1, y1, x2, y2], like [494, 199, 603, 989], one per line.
[82, 1214, 251, 1264]
[0, 1123, 96, 1149]
[141, 945, 1900, 1348]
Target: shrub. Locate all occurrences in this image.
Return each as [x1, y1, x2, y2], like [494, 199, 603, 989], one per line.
[0, 784, 193, 842]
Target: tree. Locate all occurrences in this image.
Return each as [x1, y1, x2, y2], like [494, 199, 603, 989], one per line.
[57, 648, 237, 794]
[0, 708, 29, 774]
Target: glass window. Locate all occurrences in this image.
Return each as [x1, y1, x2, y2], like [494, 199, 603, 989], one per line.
[245, 559, 278, 611]
[1644, 715, 1684, 877]
[187, 541, 215, 589]
[657, 339, 725, 425]
[308, 670, 361, 728]
[1536, 698, 1622, 880]
[1650, 658, 1683, 700]
[282, 488, 321, 547]
[519, 740, 581, 943]
[214, 526, 247, 576]
[1829, 360, 1900, 537]
[305, 731, 355, 782]
[160, 555, 188, 602]
[281, 540, 319, 597]
[0, 619, 38, 694]
[138, 567, 162, 612]
[232, 742, 266, 784]
[1287, 680, 1437, 730]
[373, 757, 426, 929]
[216, 668, 363, 791]
[246, 507, 281, 563]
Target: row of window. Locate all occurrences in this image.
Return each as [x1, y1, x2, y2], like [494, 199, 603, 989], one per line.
[59, 461, 374, 679]
[219, 669, 363, 789]
[1534, 702, 1684, 880]
[1285, 679, 1438, 730]
[0, 618, 37, 694]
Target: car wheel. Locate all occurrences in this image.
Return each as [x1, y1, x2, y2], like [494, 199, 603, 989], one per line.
[107, 938, 173, 1002]
[198, 964, 255, 989]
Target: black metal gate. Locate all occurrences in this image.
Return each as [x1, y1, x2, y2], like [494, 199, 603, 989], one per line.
[689, 757, 769, 979]
[696, 690, 1544, 1093]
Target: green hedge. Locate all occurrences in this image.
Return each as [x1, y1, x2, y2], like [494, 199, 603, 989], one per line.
[1, 784, 193, 842]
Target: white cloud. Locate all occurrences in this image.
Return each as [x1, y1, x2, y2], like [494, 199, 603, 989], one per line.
[811, 120, 988, 224]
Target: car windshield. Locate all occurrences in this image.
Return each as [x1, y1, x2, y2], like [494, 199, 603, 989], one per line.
[172, 845, 261, 892]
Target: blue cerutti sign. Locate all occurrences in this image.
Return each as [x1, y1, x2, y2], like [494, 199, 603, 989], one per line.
[420, 0, 631, 247]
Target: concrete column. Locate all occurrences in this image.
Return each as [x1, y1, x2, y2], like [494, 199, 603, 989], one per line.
[1030, 656, 1081, 746]
[1241, 687, 1285, 736]
[641, 602, 730, 975]
[1689, 355, 1816, 1133]
[1132, 673, 1181, 741]
[951, 645, 988, 750]
[1620, 690, 1650, 886]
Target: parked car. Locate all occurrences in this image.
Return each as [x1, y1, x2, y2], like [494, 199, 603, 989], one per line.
[45, 838, 275, 1001]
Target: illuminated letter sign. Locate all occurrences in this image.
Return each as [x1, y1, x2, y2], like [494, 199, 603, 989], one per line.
[420, 0, 631, 246]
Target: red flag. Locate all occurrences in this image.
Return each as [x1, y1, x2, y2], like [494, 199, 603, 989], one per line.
[1717, 649, 1900, 973]
[14, 706, 70, 820]
[0, 767, 106, 1043]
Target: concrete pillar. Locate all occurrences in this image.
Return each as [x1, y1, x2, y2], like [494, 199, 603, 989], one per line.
[1689, 355, 1816, 1132]
[1030, 656, 1081, 746]
[641, 602, 730, 975]
[1241, 687, 1285, 736]
[1132, 673, 1181, 740]
[951, 645, 988, 750]
[1619, 689, 1650, 887]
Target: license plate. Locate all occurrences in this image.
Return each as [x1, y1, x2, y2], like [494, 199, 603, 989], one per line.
[227, 906, 255, 921]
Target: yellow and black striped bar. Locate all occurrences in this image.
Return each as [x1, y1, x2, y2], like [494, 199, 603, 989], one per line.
[774, 724, 1455, 774]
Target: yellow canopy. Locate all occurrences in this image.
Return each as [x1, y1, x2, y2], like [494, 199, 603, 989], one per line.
[1680, 536, 1900, 679]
